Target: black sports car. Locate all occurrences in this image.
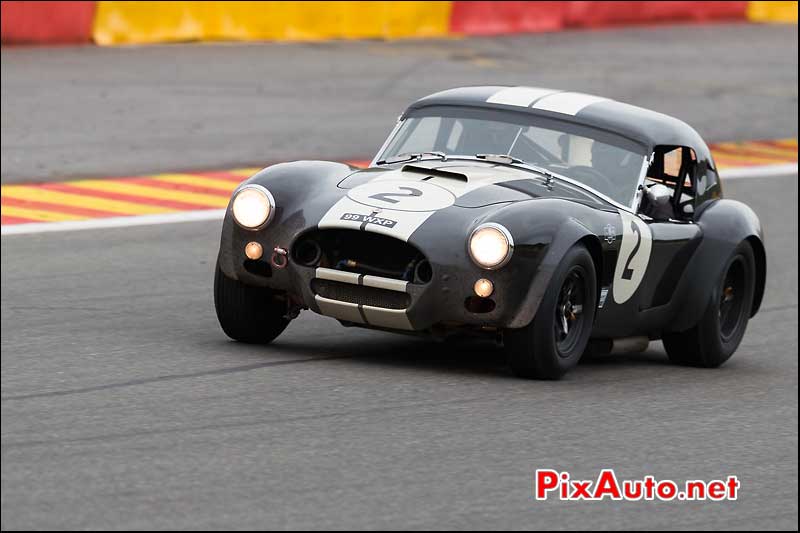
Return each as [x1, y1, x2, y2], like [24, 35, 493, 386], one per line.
[214, 86, 765, 379]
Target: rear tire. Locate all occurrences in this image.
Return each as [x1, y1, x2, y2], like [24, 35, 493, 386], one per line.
[214, 261, 289, 343]
[662, 241, 756, 367]
[505, 244, 597, 380]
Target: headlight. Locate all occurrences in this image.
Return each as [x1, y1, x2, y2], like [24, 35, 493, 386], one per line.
[468, 223, 513, 269]
[232, 185, 274, 229]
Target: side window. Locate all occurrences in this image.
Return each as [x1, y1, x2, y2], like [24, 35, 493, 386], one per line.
[662, 147, 683, 180]
[642, 145, 698, 221]
[694, 159, 719, 199]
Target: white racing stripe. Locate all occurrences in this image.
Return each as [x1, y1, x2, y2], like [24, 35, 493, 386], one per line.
[318, 165, 541, 241]
[426, 164, 530, 196]
[486, 87, 559, 107]
[486, 87, 608, 115]
[531, 92, 608, 115]
[318, 196, 438, 242]
[319, 170, 461, 242]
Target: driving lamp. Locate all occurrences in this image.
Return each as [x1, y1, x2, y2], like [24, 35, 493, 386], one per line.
[244, 241, 263, 260]
[474, 278, 494, 298]
[468, 223, 513, 269]
[232, 185, 273, 229]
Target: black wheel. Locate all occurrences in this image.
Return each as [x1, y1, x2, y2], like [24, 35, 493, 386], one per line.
[214, 261, 289, 343]
[505, 244, 597, 379]
[663, 241, 756, 367]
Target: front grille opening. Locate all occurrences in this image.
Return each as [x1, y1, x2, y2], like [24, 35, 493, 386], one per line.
[294, 239, 322, 267]
[293, 228, 430, 283]
[413, 260, 433, 284]
[311, 279, 410, 309]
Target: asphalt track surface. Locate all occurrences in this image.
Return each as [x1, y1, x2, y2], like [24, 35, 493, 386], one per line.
[1, 24, 798, 530]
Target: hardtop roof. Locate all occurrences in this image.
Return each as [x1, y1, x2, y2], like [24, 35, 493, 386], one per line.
[404, 86, 714, 165]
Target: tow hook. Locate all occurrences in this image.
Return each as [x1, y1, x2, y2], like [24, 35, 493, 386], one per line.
[271, 246, 288, 269]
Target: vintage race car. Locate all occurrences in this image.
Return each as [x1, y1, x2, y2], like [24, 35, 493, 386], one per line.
[214, 86, 765, 379]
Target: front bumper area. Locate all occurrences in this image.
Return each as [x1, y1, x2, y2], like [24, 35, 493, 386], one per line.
[217, 191, 549, 333]
[307, 268, 418, 330]
[220, 232, 545, 335]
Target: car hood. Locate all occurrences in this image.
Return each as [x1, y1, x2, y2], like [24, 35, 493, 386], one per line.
[337, 159, 605, 208]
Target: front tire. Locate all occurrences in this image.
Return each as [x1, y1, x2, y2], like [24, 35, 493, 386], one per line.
[214, 261, 289, 343]
[662, 241, 756, 367]
[505, 244, 597, 380]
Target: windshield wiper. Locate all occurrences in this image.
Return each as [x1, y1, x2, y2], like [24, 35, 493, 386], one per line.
[475, 153, 557, 183]
[475, 153, 526, 165]
[376, 151, 447, 165]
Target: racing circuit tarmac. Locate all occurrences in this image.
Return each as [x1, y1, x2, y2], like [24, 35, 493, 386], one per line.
[1, 24, 798, 530]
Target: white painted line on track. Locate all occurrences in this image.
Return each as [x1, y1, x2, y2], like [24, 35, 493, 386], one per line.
[1, 209, 225, 236]
[1, 164, 796, 236]
[721, 163, 797, 180]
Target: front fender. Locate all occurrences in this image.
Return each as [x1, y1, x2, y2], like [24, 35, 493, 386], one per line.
[488, 199, 609, 328]
[218, 161, 358, 281]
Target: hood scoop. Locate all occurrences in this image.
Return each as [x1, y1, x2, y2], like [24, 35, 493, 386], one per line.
[401, 164, 468, 182]
[337, 162, 558, 208]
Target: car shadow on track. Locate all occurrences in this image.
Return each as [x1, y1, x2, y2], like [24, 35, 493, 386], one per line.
[223, 333, 676, 380]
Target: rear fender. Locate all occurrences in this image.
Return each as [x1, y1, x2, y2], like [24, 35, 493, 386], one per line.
[668, 199, 765, 331]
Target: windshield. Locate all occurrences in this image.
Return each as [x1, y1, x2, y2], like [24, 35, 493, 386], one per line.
[379, 110, 646, 207]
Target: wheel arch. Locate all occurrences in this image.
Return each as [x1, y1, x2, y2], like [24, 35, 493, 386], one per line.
[577, 234, 603, 311]
[668, 199, 764, 331]
[746, 235, 766, 317]
[497, 205, 602, 329]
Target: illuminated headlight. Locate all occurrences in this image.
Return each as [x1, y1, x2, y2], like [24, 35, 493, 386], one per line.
[232, 185, 274, 229]
[468, 223, 513, 269]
